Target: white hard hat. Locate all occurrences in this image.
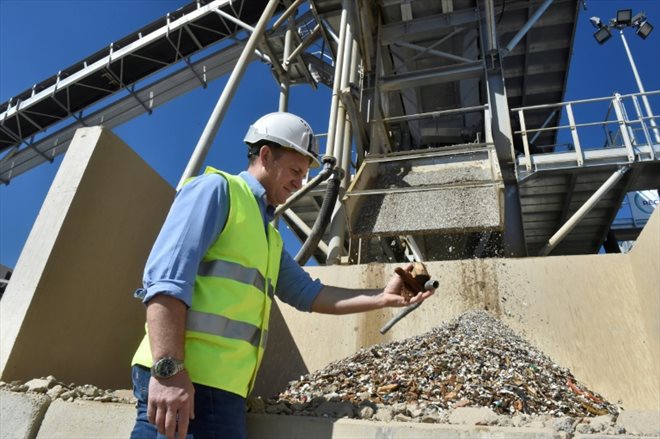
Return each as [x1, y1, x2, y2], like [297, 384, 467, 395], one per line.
[244, 112, 320, 168]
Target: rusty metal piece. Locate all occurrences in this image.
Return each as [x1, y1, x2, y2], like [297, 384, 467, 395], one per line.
[394, 262, 438, 301]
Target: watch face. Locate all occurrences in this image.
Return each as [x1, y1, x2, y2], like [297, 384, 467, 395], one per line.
[156, 358, 176, 377]
[153, 358, 182, 378]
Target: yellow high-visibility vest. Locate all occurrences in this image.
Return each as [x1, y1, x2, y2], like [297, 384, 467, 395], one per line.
[132, 167, 283, 397]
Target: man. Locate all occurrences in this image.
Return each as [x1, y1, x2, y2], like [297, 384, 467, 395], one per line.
[130, 112, 435, 439]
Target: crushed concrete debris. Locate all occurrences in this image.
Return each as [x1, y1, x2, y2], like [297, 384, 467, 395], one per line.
[251, 311, 626, 435]
[0, 375, 136, 405]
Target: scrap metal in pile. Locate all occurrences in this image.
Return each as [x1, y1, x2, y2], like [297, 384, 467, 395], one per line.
[263, 311, 618, 421]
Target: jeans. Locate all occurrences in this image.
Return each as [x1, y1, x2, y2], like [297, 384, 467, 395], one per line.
[130, 365, 247, 439]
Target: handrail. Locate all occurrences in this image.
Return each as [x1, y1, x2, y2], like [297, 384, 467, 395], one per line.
[511, 89, 660, 112]
[516, 90, 659, 173]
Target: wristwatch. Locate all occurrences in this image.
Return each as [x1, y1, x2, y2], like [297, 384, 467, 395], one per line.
[151, 357, 185, 379]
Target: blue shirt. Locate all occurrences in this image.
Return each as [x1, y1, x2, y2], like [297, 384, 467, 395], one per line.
[140, 170, 323, 311]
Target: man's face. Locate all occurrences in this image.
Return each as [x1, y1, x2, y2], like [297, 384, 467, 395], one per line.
[262, 146, 311, 206]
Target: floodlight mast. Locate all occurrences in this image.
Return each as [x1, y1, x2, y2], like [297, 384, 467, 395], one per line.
[594, 10, 659, 143]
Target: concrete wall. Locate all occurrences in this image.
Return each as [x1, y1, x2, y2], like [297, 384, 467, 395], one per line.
[260, 210, 659, 410]
[0, 127, 174, 389]
[1, 126, 656, 409]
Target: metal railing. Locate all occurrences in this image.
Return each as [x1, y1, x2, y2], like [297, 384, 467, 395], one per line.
[513, 90, 660, 174]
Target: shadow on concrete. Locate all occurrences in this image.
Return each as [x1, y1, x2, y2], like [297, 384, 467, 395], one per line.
[252, 302, 309, 398]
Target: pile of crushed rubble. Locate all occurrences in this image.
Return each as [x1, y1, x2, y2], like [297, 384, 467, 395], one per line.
[251, 311, 620, 429]
[0, 375, 135, 404]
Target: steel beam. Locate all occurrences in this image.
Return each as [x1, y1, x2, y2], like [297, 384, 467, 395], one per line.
[538, 166, 630, 256]
[380, 8, 478, 45]
[502, 0, 554, 56]
[379, 61, 482, 92]
[0, 43, 245, 184]
[392, 41, 474, 64]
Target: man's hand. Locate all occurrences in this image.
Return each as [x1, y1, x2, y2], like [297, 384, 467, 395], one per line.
[311, 264, 436, 314]
[380, 263, 435, 307]
[147, 370, 195, 439]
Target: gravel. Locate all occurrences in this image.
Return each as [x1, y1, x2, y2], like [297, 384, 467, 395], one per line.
[0, 375, 135, 405]
[250, 310, 624, 434]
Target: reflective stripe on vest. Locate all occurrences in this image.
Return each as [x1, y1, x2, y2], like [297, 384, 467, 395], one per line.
[186, 310, 267, 348]
[198, 259, 275, 299]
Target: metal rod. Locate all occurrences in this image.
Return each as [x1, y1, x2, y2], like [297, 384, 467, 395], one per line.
[324, 4, 349, 158]
[404, 235, 424, 261]
[215, 9, 254, 32]
[611, 93, 636, 162]
[279, 19, 294, 111]
[322, 18, 341, 45]
[514, 118, 645, 135]
[379, 302, 422, 334]
[287, 24, 321, 64]
[272, 0, 306, 31]
[538, 166, 630, 256]
[282, 210, 330, 255]
[407, 28, 464, 64]
[326, 6, 355, 264]
[529, 109, 557, 144]
[518, 109, 532, 172]
[381, 105, 486, 124]
[503, 0, 554, 55]
[484, 0, 497, 52]
[393, 41, 473, 64]
[631, 95, 655, 159]
[177, 0, 280, 188]
[619, 30, 660, 143]
[565, 103, 584, 166]
[511, 90, 660, 112]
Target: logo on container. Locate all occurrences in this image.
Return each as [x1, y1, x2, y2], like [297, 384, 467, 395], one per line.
[634, 193, 659, 215]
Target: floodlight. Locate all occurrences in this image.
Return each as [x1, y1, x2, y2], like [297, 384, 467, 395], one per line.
[636, 21, 654, 39]
[631, 12, 646, 26]
[616, 9, 633, 26]
[589, 16, 604, 28]
[594, 26, 612, 44]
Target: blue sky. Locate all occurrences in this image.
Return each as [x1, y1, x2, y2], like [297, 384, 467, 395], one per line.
[1, 0, 659, 268]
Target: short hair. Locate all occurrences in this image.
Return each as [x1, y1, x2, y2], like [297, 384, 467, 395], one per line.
[247, 142, 285, 165]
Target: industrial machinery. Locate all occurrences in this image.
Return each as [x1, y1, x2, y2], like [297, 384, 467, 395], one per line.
[1, 0, 658, 264]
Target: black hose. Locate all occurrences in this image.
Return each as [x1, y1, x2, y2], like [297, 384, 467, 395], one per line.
[295, 166, 343, 265]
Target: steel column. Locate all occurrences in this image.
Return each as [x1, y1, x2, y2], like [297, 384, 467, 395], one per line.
[481, 3, 526, 256]
[326, 6, 356, 264]
[324, 3, 349, 158]
[327, 43, 359, 264]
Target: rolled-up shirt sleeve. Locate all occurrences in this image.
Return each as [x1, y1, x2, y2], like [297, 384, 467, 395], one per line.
[275, 249, 324, 311]
[141, 174, 228, 307]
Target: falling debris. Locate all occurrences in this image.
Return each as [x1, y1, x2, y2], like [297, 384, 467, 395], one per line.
[260, 311, 618, 422]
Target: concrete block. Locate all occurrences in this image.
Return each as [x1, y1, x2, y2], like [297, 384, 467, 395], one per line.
[448, 407, 499, 425]
[247, 414, 562, 439]
[0, 390, 50, 439]
[574, 436, 658, 439]
[0, 127, 174, 389]
[36, 400, 135, 438]
[615, 410, 660, 437]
